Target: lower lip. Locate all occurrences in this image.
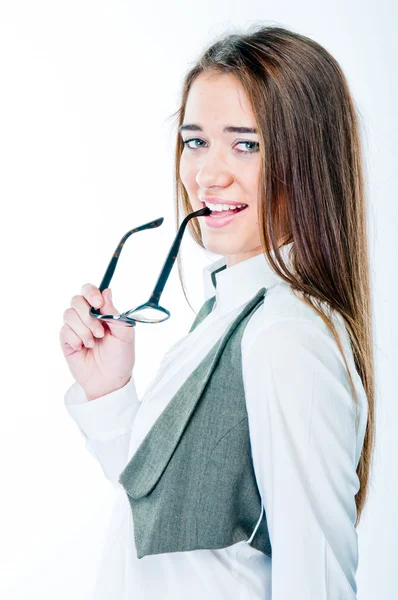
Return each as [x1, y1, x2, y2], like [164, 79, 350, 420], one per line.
[204, 206, 248, 228]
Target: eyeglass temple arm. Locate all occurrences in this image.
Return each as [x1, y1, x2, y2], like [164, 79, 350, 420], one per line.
[146, 206, 211, 306]
[97, 218, 164, 293]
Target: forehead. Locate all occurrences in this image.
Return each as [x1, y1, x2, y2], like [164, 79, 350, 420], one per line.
[184, 72, 254, 123]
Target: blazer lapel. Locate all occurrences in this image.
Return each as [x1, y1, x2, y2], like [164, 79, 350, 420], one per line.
[118, 287, 266, 500]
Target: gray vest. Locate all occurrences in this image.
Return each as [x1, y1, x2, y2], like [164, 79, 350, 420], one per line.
[118, 285, 272, 560]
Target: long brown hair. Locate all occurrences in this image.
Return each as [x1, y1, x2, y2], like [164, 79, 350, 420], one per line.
[169, 25, 375, 527]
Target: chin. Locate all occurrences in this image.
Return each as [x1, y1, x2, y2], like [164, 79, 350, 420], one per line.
[202, 235, 241, 257]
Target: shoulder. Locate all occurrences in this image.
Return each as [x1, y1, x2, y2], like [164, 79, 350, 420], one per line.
[242, 282, 353, 380]
[249, 281, 332, 331]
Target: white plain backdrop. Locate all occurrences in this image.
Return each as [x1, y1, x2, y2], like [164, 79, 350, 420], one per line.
[0, 1, 396, 598]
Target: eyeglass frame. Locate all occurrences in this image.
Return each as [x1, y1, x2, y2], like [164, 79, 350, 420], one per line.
[89, 206, 211, 327]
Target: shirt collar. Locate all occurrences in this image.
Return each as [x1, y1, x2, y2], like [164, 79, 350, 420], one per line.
[202, 242, 294, 316]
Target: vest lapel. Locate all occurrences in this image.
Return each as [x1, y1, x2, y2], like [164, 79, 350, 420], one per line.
[118, 286, 266, 500]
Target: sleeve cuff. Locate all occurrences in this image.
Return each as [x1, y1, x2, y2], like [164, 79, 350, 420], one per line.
[64, 376, 141, 441]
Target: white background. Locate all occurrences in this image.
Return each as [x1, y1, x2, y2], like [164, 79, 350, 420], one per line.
[0, 1, 396, 598]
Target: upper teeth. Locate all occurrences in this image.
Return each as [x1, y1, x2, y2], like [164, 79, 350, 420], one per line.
[205, 202, 247, 211]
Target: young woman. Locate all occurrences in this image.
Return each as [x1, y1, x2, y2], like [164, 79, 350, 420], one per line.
[60, 25, 374, 599]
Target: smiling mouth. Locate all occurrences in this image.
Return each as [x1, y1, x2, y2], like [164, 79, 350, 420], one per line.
[201, 202, 248, 217]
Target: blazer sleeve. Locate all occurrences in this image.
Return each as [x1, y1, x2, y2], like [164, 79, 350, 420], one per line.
[242, 318, 361, 599]
[64, 376, 141, 488]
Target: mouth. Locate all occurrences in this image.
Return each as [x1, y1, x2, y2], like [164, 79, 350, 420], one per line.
[201, 201, 248, 217]
[200, 202, 248, 228]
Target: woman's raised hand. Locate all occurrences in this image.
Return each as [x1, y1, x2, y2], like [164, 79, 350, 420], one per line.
[59, 284, 136, 400]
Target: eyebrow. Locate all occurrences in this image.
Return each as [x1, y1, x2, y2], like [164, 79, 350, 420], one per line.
[178, 124, 258, 134]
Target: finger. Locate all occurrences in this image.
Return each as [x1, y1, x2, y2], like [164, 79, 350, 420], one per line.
[80, 286, 133, 338]
[63, 305, 97, 348]
[99, 288, 120, 316]
[81, 283, 104, 309]
[81, 284, 120, 316]
[100, 288, 136, 338]
[70, 294, 106, 338]
[59, 323, 84, 352]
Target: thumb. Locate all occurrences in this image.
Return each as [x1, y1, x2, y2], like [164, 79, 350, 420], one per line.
[100, 288, 119, 316]
[100, 288, 136, 338]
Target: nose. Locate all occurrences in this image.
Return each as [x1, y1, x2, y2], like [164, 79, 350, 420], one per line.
[195, 147, 233, 189]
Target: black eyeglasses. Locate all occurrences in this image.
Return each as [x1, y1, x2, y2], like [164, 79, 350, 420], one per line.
[89, 206, 211, 327]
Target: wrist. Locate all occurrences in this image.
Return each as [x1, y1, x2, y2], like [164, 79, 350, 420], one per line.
[85, 375, 132, 401]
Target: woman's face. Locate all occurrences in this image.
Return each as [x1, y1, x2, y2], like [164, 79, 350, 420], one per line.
[179, 71, 263, 268]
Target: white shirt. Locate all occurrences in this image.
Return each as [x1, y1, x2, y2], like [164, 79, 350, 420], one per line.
[64, 241, 368, 599]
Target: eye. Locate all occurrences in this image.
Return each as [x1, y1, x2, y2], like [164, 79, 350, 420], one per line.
[182, 138, 259, 154]
[182, 138, 206, 150]
[235, 141, 260, 154]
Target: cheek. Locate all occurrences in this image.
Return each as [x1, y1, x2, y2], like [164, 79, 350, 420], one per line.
[179, 156, 195, 188]
[244, 164, 261, 194]
[244, 197, 260, 236]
